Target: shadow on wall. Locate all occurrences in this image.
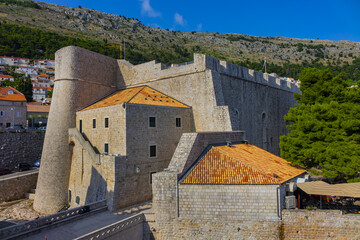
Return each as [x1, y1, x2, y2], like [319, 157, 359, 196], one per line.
[69, 166, 109, 206]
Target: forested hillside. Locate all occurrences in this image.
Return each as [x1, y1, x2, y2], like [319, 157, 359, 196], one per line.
[0, 0, 360, 81]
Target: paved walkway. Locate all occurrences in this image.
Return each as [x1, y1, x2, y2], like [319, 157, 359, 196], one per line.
[22, 202, 152, 240]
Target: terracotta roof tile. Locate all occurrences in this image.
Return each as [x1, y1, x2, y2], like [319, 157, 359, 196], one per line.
[181, 144, 305, 185]
[0, 86, 26, 102]
[81, 86, 190, 111]
[27, 104, 50, 113]
[0, 75, 13, 78]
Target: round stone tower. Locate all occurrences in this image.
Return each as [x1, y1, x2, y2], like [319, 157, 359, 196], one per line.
[34, 46, 119, 214]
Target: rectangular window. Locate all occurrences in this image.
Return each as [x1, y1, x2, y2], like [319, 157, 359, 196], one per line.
[104, 143, 109, 154]
[105, 117, 109, 128]
[150, 145, 156, 158]
[176, 117, 181, 127]
[0, 111, 4, 116]
[93, 119, 96, 129]
[16, 112, 21, 117]
[149, 117, 156, 128]
[79, 120, 82, 133]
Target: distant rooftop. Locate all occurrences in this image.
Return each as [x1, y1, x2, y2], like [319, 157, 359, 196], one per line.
[81, 86, 190, 111]
[0, 86, 26, 102]
[181, 144, 305, 185]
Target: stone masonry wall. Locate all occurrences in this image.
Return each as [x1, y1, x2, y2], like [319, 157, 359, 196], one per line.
[0, 169, 38, 201]
[0, 130, 45, 169]
[179, 184, 284, 221]
[282, 209, 360, 239]
[152, 172, 283, 240]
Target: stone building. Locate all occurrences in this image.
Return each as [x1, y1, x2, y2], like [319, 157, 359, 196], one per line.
[152, 136, 305, 239]
[34, 46, 300, 215]
[68, 85, 193, 210]
[0, 86, 27, 128]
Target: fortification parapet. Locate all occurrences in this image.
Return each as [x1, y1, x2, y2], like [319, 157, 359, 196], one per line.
[34, 46, 118, 214]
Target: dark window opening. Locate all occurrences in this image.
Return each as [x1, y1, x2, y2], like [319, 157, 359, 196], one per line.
[176, 117, 181, 127]
[93, 119, 96, 128]
[105, 117, 109, 128]
[150, 145, 156, 157]
[149, 117, 156, 127]
[104, 143, 109, 154]
[150, 172, 156, 184]
[79, 120, 82, 133]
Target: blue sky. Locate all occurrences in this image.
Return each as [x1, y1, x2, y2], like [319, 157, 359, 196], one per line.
[40, 0, 360, 42]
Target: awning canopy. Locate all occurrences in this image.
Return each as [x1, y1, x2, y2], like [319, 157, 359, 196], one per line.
[297, 181, 360, 198]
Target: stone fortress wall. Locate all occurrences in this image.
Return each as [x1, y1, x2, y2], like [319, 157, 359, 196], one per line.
[116, 54, 299, 155]
[0, 129, 44, 169]
[34, 46, 300, 214]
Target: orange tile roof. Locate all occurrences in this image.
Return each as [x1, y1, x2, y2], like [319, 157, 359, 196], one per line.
[27, 104, 50, 113]
[81, 86, 190, 111]
[0, 75, 13, 78]
[181, 144, 305, 185]
[0, 86, 26, 102]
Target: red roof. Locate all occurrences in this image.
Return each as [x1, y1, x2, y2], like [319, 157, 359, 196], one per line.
[181, 144, 306, 185]
[0, 86, 27, 102]
[0, 75, 13, 78]
[16, 66, 35, 69]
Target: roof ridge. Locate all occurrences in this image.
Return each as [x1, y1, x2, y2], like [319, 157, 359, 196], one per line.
[126, 86, 146, 103]
[213, 145, 281, 183]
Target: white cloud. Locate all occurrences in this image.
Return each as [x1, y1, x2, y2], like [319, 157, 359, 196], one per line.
[174, 13, 186, 26]
[139, 0, 161, 18]
[197, 23, 202, 32]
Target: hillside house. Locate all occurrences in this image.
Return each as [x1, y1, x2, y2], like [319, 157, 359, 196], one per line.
[0, 56, 30, 67]
[27, 103, 50, 127]
[0, 86, 27, 128]
[0, 75, 14, 84]
[32, 86, 51, 102]
[34, 59, 55, 69]
[15, 66, 38, 77]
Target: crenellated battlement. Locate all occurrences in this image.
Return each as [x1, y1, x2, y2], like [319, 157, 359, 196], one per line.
[118, 53, 300, 94]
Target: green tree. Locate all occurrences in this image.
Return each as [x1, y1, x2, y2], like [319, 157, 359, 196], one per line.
[280, 68, 360, 182]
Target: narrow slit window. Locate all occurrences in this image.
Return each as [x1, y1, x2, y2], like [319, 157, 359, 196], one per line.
[93, 119, 96, 129]
[104, 143, 109, 154]
[79, 120, 82, 133]
[105, 117, 109, 128]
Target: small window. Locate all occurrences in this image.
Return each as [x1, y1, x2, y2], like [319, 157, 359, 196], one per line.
[0, 111, 4, 116]
[104, 143, 109, 154]
[16, 112, 21, 117]
[104, 117, 109, 128]
[79, 120, 82, 133]
[149, 117, 156, 127]
[150, 145, 156, 157]
[176, 118, 181, 127]
[93, 119, 96, 128]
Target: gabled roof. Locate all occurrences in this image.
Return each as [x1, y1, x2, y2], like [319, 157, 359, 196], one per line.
[0, 86, 27, 102]
[81, 86, 190, 111]
[181, 144, 305, 185]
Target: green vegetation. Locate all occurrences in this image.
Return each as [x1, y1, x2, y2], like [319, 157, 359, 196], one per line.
[0, 0, 40, 9]
[2, 70, 33, 101]
[280, 68, 360, 182]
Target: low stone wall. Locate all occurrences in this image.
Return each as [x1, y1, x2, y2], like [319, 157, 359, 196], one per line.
[0, 130, 45, 169]
[0, 169, 38, 202]
[282, 209, 360, 239]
